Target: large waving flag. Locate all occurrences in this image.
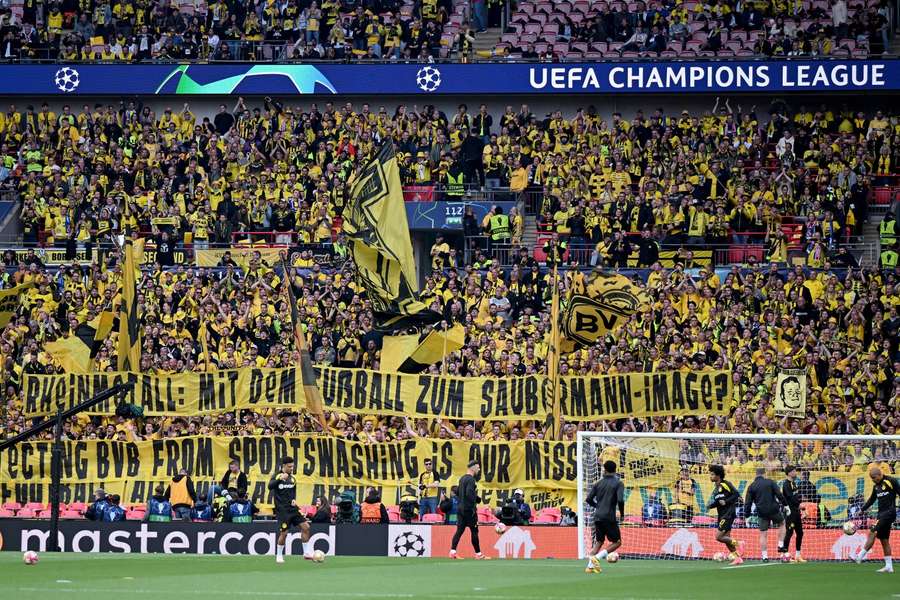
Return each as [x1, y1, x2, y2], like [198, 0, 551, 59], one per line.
[561, 271, 650, 347]
[117, 238, 143, 371]
[344, 143, 440, 331]
[282, 259, 328, 432]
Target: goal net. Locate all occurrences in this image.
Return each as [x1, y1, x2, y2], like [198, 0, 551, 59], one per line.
[576, 432, 900, 561]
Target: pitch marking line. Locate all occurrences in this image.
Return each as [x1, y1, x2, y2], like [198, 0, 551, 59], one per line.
[723, 562, 785, 570]
[12, 588, 681, 600]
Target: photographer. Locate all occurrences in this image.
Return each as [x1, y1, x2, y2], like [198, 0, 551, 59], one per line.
[418, 457, 441, 517]
[209, 460, 248, 503]
[145, 484, 173, 522]
[495, 488, 532, 526]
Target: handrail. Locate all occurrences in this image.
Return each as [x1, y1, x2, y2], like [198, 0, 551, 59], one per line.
[5, 52, 900, 64]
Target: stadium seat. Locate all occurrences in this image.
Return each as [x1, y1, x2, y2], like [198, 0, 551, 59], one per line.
[387, 508, 402, 522]
[126, 510, 146, 521]
[1, 502, 22, 512]
[873, 187, 894, 205]
[16, 508, 36, 518]
[536, 507, 561, 520]
[533, 514, 560, 524]
[62, 510, 83, 519]
[68, 502, 88, 512]
[477, 508, 498, 523]
[24, 502, 45, 511]
[421, 513, 443, 523]
[0, 509, 16, 517]
[691, 516, 717, 526]
[623, 515, 643, 526]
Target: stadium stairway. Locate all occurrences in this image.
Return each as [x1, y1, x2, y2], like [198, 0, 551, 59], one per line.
[523, 214, 539, 250]
[474, 27, 503, 58]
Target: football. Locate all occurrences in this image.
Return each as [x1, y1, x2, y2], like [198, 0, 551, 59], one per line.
[494, 522, 507, 534]
[312, 549, 326, 563]
[713, 552, 726, 562]
[842, 521, 857, 536]
[606, 552, 619, 563]
[23, 551, 39, 565]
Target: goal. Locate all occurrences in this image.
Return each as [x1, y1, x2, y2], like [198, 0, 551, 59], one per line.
[576, 432, 900, 561]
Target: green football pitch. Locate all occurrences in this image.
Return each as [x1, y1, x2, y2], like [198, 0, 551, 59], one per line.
[0, 554, 896, 600]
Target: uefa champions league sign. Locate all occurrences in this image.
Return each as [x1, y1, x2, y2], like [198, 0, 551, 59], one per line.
[0, 61, 894, 96]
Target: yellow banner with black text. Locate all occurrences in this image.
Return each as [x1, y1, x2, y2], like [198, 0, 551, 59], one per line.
[23, 368, 731, 421]
[0, 436, 577, 510]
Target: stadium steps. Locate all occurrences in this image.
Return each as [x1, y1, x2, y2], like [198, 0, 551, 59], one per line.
[523, 214, 539, 250]
[474, 27, 503, 58]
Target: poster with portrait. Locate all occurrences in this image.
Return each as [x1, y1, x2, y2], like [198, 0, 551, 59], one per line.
[774, 369, 807, 418]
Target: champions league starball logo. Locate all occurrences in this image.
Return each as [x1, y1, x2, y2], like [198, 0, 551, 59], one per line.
[392, 531, 427, 557]
[54, 67, 80, 92]
[415, 66, 441, 92]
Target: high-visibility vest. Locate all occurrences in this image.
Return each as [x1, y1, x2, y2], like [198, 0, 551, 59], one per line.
[169, 477, 193, 507]
[880, 218, 896, 246]
[490, 214, 510, 240]
[148, 497, 172, 522]
[881, 250, 898, 268]
[446, 172, 464, 196]
[360, 502, 382, 523]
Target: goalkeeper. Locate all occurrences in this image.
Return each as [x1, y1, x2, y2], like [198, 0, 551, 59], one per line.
[584, 460, 624, 574]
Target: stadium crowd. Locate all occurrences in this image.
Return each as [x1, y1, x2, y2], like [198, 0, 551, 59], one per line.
[498, 0, 893, 59]
[0, 97, 898, 451]
[0, 0, 472, 62]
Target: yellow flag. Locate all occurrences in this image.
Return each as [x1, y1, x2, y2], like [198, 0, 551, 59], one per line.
[393, 324, 466, 373]
[546, 265, 562, 439]
[344, 144, 438, 329]
[45, 336, 91, 373]
[380, 334, 421, 373]
[282, 259, 328, 432]
[0, 282, 33, 327]
[117, 239, 142, 371]
[561, 272, 649, 347]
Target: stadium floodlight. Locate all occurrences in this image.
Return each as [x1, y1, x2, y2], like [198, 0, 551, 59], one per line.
[576, 431, 900, 561]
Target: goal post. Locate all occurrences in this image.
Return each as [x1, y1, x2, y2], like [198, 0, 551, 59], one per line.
[576, 432, 900, 561]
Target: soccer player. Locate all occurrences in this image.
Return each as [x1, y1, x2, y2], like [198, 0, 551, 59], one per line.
[268, 457, 313, 564]
[584, 460, 625, 574]
[779, 465, 805, 562]
[708, 464, 743, 566]
[744, 467, 787, 562]
[450, 460, 490, 559]
[854, 467, 898, 573]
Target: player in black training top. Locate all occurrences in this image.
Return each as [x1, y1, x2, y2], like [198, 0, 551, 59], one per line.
[268, 457, 313, 563]
[708, 464, 744, 565]
[779, 465, 806, 562]
[744, 467, 787, 562]
[853, 467, 898, 573]
[450, 460, 490, 560]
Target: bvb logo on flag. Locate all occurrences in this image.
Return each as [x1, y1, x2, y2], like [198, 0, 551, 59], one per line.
[561, 272, 648, 347]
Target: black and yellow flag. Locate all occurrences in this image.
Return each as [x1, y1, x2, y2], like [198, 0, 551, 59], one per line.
[545, 265, 562, 439]
[561, 271, 649, 347]
[45, 336, 91, 373]
[0, 282, 33, 327]
[385, 324, 466, 373]
[117, 239, 143, 371]
[344, 143, 440, 331]
[282, 259, 328, 432]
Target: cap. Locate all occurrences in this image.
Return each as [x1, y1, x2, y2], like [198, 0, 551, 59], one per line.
[514, 488, 524, 496]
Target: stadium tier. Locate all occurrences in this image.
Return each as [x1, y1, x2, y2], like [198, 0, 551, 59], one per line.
[0, 6, 897, 585]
